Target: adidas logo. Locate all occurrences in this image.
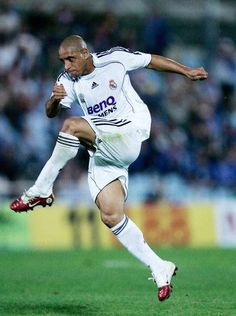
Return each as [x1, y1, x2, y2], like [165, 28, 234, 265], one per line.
[91, 81, 99, 89]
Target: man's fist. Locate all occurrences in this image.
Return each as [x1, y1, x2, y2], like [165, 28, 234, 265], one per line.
[52, 83, 67, 100]
[186, 67, 208, 81]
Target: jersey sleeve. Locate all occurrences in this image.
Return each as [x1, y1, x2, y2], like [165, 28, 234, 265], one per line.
[55, 72, 76, 108]
[93, 47, 151, 72]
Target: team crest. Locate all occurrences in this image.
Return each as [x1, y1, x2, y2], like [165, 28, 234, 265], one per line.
[109, 80, 117, 89]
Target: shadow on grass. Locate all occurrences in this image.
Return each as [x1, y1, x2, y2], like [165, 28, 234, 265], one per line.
[0, 302, 97, 315]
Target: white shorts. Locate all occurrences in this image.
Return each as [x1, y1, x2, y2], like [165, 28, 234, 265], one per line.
[83, 110, 151, 201]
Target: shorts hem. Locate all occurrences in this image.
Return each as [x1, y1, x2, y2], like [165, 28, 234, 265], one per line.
[91, 176, 128, 203]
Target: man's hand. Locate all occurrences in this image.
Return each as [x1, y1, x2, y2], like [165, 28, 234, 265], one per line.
[185, 67, 208, 81]
[52, 83, 67, 100]
[45, 84, 67, 118]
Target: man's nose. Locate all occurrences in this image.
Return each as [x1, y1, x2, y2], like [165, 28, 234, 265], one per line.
[64, 61, 71, 70]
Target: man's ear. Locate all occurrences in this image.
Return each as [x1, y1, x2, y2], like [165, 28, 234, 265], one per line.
[80, 48, 90, 59]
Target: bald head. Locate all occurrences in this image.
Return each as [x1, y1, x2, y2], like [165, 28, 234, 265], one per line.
[58, 35, 94, 77]
[59, 35, 87, 52]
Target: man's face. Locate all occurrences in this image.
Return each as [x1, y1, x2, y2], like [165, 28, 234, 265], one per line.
[59, 46, 87, 77]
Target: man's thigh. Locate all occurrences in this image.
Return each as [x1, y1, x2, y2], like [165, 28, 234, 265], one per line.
[95, 179, 125, 225]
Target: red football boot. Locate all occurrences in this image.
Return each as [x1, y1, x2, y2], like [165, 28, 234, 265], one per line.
[10, 192, 54, 213]
[158, 285, 172, 301]
[149, 261, 178, 302]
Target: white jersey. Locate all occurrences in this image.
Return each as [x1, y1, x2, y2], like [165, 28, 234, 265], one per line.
[55, 47, 152, 201]
[57, 47, 151, 119]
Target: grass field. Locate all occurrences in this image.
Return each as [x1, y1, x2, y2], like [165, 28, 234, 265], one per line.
[0, 247, 235, 316]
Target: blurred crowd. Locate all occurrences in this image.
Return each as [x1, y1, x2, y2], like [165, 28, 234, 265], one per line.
[1, 1, 236, 199]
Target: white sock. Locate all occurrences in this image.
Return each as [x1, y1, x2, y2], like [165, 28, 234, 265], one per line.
[27, 132, 80, 197]
[111, 216, 165, 274]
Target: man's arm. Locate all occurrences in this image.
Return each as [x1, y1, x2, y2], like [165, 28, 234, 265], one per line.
[45, 84, 67, 118]
[147, 54, 208, 81]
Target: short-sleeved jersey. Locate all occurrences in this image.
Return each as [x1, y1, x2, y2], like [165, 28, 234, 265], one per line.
[56, 47, 151, 119]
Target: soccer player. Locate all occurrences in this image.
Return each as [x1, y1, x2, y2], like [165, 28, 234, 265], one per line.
[10, 35, 208, 301]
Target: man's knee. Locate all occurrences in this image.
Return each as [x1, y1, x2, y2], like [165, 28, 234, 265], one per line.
[100, 211, 124, 228]
[61, 116, 81, 135]
[61, 117, 96, 143]
[96, 180, 125, 228]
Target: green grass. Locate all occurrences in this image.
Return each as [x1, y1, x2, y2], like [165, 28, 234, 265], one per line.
[0, 248, 235, 316]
